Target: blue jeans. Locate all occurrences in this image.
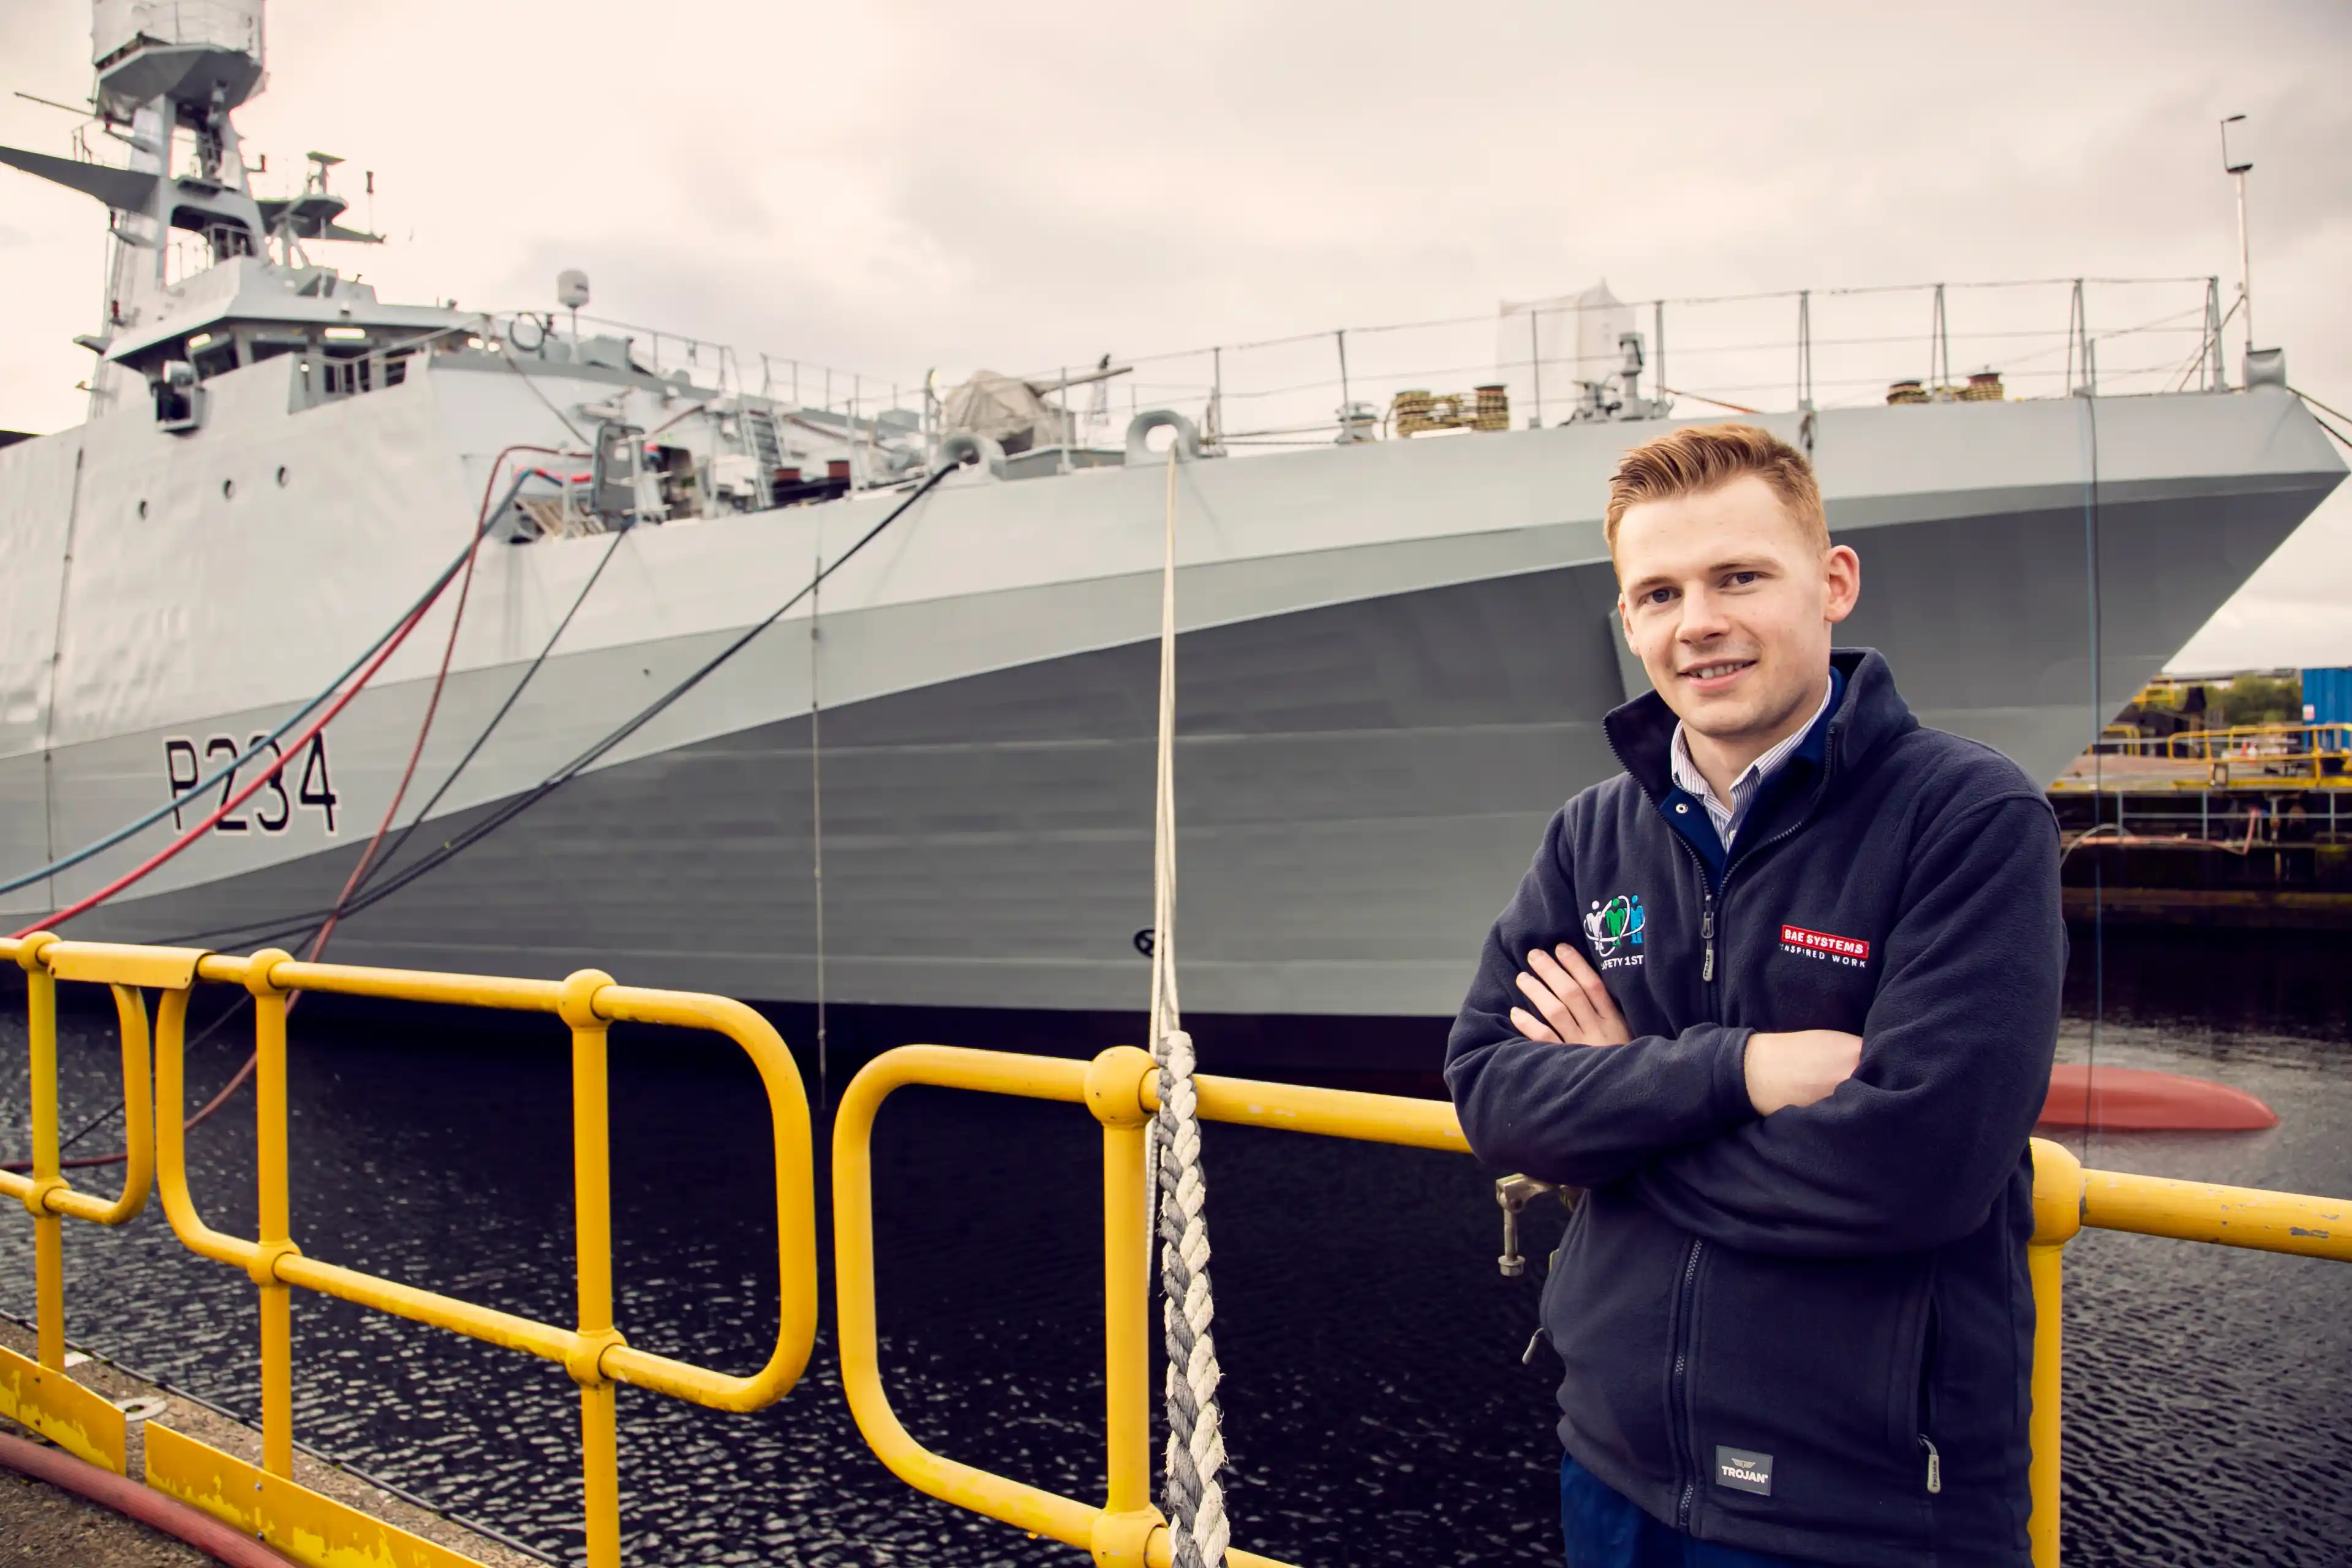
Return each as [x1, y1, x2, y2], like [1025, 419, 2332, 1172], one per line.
[1561, 1453, 1831, 1568]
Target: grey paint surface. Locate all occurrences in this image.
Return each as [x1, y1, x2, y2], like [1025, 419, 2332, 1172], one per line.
[48, 461, 2334, 1019]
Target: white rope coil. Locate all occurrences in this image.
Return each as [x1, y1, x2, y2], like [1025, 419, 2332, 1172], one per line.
[1148, 446, 1228, 1568]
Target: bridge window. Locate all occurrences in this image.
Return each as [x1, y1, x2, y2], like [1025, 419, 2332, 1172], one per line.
[187, 331, 239, 380]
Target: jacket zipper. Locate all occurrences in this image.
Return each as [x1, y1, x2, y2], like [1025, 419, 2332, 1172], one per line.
[1714, 750, 1840, 908]
[1698, 744, 1839, 1016]
[1600, 705, 1844, 1531]
[1671, 763, 1837, 1526]
[1672, 1236, 1705, 1529]
[1917, 1295, 1942, 1495]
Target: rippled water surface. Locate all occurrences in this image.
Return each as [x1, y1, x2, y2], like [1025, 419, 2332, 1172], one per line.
[2, 927, 2345, 1567]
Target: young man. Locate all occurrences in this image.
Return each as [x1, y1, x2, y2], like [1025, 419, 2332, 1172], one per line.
[1446, 424, 2063, 1568]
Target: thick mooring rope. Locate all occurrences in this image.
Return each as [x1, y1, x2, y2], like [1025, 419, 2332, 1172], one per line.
[1148, 446, 1229, 1568]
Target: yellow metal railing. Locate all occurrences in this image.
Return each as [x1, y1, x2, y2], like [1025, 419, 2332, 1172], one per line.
[833, 1043, 2351, 1568]
[0, 932, 818, 1568]
[2087, 720, 2352, 783]
[2022, 1140, 2349, 1566]
[6, 937, 2347, 1568]
[0, 938, 161, 1475]
[832, 1044, 1468, 1568]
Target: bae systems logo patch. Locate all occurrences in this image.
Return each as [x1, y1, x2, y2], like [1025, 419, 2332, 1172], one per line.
[1714, 1446, 1774, 1496]
[1779, 923, 1870, 968]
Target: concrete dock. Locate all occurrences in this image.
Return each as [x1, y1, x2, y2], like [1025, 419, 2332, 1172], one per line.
[0, 1319, 539, 1568]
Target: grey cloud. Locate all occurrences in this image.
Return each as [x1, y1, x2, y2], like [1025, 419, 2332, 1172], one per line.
[4, 0, 2348, 665]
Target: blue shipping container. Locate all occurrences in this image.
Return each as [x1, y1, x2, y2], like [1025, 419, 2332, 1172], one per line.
[2302, 666, 2352, 727]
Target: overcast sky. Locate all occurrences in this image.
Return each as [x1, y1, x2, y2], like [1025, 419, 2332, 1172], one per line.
[4, 0, 2346, 671]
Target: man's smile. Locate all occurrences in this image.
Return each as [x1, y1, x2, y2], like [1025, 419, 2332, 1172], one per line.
[1679, 658, 1757, 690]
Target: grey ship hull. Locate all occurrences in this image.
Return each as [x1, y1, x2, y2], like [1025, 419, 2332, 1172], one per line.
[12, 385, 2338, 1032]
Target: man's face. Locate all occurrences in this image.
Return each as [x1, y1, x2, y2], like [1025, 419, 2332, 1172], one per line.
[1615, 474, 1860, 748]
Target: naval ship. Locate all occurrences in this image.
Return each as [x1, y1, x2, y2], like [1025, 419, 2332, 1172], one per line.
[1, 2, 2342, 1034]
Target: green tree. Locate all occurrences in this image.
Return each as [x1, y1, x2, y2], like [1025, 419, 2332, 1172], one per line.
[2212, 673, 2303, 727]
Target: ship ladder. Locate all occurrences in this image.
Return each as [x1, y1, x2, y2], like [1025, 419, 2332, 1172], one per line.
[743, 407, 786, 484]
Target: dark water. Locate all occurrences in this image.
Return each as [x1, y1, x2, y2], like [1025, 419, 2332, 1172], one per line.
[1, 929, 2346, 1567]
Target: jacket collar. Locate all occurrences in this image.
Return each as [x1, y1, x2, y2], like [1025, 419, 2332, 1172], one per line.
[1604, 647, 1916, 807]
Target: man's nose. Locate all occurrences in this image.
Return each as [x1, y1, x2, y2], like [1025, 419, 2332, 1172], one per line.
[1678, 586, 1732, 641]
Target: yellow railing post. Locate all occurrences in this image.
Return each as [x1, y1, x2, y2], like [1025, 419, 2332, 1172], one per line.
[15, 933, 65, 1370]
[2026, 1138, 2084, 1568]
[6, 940, 816, 1568]
[559, 970, 625, 1568]
[834, 1044, 1463, 1568]
[1085, 1047, 1167, 1568]
[243, 949, 300, 1478]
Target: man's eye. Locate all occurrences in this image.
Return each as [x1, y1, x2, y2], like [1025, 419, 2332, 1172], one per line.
[1643, 587, 1675, 605]
[1726, 571, 1761, 587]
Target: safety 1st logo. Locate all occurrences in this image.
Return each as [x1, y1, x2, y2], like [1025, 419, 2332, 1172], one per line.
[1583, 894, 1646, 970]
[1780, 923, 1869, 968]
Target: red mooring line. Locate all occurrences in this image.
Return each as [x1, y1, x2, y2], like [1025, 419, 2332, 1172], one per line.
[7, 595, 437, 941]
[8, 443, 564, 944]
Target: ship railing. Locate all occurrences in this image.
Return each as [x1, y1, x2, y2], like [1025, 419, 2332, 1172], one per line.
[4, 945, 2346, 1568]
[0, 933, 818, 1568]
[1117, 274, 2229, 452]
[1115, 274, 2228, 450]
[483, 307, 925, 430]
[492, 274, 2229, 469]
[831, 1042, 2352, 1568]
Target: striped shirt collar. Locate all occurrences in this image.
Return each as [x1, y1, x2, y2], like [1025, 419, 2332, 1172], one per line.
[1668, 673, 1838, 851]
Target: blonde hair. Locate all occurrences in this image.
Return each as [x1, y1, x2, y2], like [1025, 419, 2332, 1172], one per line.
[1604, 423, 1827, 557]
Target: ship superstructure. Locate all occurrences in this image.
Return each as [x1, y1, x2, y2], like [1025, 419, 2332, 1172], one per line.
[1, 3, 2341, 1037]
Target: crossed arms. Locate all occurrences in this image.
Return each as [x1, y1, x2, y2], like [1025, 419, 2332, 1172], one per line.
[1510, 941, 1865, 1118]
[1443, 794, 2064, 1259]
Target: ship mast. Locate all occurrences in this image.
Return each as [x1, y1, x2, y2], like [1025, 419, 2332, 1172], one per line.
[0, 3, 269, 415]
[96, 1, 272, 415]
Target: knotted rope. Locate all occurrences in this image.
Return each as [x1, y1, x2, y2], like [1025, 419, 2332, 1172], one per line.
[1148, 444, 1228, 1568]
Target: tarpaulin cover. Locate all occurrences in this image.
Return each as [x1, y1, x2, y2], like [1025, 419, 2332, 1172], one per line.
[941, 371, 1069, 456]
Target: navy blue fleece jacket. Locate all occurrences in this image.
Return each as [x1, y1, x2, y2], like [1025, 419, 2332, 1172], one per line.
[1446, 648, 2062, 1568]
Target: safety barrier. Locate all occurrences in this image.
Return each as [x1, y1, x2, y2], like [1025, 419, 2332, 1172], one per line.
[833, 1043, 2351, 1568]
[4, 943, 2346, 1568]
[0, 932, 817, 1568]
[2085, 720, 2352, 783]
[833, 1044, 1466, 1568]
[0, 938, 157, 1474]
[2021, 1141, 2349, 1566]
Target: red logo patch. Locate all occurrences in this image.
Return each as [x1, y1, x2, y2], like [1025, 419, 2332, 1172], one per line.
[1780, 924, 1870, 962]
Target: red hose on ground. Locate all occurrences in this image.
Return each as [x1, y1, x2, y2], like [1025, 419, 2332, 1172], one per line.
[0, 1430, 296, 1567]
